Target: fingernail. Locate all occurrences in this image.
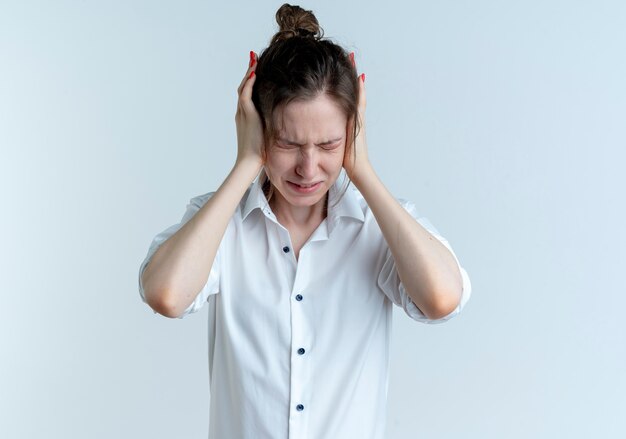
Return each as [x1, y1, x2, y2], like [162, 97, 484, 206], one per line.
[361, 73, 365, 83]
[249, 51, 254, 67]
[249, 71, 255, 79]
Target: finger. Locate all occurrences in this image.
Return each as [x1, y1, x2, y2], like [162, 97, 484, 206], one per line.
[357, 73, 367, 112]
[237, 51, 257, 96]
[345, 115, 355, 149]
[240, 70, 256, 108]
[237, 65, 256, 97]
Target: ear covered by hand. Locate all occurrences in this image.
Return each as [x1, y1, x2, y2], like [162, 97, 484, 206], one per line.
[235, 51, 265, 167]
[344, 52, 369, 183]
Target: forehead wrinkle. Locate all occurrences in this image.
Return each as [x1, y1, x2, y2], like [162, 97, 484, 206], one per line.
[273, 95, 347, 145]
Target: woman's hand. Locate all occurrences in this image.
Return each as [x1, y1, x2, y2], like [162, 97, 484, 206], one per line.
[235, 51, 265, 167]
[344, 56, 371, 184]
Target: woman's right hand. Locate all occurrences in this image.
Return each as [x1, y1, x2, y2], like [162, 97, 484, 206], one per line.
[235, 51, 265, 167]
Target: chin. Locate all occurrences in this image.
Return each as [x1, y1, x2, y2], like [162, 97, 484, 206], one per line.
[279, 182, 329, 206]
[285, 192, 327, 206]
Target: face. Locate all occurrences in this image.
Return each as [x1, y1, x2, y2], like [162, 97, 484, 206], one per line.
[264, 94, 347, 210]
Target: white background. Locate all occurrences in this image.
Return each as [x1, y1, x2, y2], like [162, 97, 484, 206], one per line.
[1, 1, 624, 437]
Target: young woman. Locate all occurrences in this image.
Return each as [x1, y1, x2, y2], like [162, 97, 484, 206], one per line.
[139, 4, 471, 438]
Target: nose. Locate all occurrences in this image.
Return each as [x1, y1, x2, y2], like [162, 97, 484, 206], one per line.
[295, 147, 318, 179]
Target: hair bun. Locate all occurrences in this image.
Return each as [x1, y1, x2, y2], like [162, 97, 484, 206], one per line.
[271, 3, 323, 44]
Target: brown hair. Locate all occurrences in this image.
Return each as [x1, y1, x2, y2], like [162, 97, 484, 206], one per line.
[252, 3, 361, 208]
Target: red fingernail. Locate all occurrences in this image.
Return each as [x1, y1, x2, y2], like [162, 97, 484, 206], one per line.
[361, 73, 365, 83]
[249, 71, 255, 79]
[249, 51, 254, 67]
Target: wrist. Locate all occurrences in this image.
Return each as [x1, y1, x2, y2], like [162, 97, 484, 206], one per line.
[235, 154, 264, 171]
[233, 155, 264, 181]
[348, 160, 374, 188]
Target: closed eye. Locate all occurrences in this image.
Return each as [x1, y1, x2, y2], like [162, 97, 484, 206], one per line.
[320, 142, 341, 150]
[276, 142, 298, 149]
[277, 137, 343, 149]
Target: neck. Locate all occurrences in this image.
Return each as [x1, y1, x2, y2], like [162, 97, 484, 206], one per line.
[269, 191, 328, 228]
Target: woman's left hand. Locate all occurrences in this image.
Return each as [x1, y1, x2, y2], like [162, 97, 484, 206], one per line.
[344, 57, 371, 184]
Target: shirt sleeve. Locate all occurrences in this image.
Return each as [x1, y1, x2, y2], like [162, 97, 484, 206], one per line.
[138, 193, 221, 319]
[376, 199, 472, 324]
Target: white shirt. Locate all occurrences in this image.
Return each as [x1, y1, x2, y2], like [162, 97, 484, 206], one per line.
[138, 170, 472, 439]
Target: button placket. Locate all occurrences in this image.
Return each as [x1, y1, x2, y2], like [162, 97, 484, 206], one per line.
[287, 249, 312, 437]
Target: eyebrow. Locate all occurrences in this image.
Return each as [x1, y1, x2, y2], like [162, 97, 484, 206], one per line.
[278, 137, 343, 146]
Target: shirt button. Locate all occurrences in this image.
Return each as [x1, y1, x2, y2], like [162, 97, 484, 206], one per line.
[296, 404, 304, 411]
[298, 348, 305, 355]
[282, 246, 290, 253]
[295, 294, 303, 301]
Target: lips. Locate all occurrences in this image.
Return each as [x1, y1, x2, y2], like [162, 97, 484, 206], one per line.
[287, 180, 322, 193]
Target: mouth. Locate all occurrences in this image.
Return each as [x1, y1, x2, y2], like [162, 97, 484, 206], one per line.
[287, 181, 322, 193]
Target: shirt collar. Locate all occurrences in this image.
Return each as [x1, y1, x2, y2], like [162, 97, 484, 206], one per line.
[242, 173, 273, 221]
[242, 170, 365, 225]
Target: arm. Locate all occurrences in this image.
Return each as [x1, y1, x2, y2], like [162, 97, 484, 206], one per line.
[352, 164, 463, 320]
[141, 52, 264, 318]
[345, 69, 462, 320]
